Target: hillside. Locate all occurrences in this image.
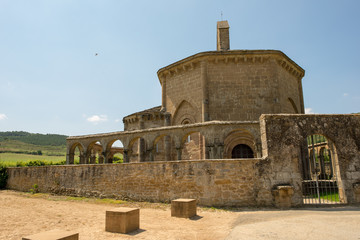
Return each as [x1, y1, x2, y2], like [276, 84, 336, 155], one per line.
[0, 131, 67, 146]
[0, 132, 68, 166]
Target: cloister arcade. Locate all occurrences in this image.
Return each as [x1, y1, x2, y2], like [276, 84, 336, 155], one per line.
[66, 121, 261, 164]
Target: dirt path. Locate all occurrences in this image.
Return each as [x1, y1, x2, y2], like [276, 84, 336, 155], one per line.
[1, 190, 360, 240]
[0, 190, 238, 240]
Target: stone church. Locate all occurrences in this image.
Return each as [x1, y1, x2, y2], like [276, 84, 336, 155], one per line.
[8, 21, 360, 207]
[75, 20, 305, 163]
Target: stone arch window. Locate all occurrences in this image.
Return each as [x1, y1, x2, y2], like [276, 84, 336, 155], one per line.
[223, 129, 257, 158]
[231, 144, 254, 158]
[86, 141, 104, 164]
[181, 118, 191, 125]
[67, 142, 84, 164]
[153, 134, 175, 161]
[181, 131, 205, 160]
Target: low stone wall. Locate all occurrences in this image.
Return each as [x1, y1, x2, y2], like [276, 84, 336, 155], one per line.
[6, 159, 274, 207]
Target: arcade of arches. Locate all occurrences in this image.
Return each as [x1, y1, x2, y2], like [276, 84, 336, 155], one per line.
[66, 121, 261, 164]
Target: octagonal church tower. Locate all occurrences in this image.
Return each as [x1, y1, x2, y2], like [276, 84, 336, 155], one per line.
[124, 20, 305, 130]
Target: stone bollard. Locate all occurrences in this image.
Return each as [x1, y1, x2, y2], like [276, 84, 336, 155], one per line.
[22, 229, 79, 240]
[105, 207, 140, 234]
[353, 182, 360, 203]
[272, 185, 294, 208]
[171, 198, 197, 218]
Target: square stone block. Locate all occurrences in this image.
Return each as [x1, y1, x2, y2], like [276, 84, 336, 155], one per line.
[105, 207, 140, 233]
[171, 198, 197, 218]
[22, 229, 79, 240]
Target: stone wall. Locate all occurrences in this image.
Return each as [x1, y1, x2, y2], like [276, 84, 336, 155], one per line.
[260, 114, 360, 204]
[157, 50, 305, 124]
[6, 114, 360, 207]
[6, 159, 273, 207]
[165, 65, 202, 124]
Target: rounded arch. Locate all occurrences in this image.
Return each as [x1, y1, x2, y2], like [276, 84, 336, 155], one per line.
[152, 134, 175, 161]
[231, 144, 254, 158]
[86, 141, 103, 164]
[302, 134, 345, 204]
[107, 140, 124, 164]
[69, 142, 84, 154]
[128, 136, 147, 162]
[223, 129, 257, 159]
[172, 100, 198, 125]
[181, 131, 205, 160]
[68, 142, 85, 164]
[106, 139, 125, 152]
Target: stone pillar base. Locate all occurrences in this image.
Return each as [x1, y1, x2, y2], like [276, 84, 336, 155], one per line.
[353, 183, 360, 203]
[22, 229, 79, 240]
[105, 207, 140, 234]
[272, 185, 294, 208]
[171, 198, 197, 218]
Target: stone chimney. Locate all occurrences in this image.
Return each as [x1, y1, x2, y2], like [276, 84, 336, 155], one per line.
[217, 21, 230, 51]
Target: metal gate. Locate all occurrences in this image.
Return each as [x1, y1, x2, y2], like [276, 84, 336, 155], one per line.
[301, 135, 341, 204]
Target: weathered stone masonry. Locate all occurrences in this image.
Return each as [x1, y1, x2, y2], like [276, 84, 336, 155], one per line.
[6, 114, 360, 207]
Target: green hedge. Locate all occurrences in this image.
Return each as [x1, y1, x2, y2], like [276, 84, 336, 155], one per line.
[0, 164, 8, 189]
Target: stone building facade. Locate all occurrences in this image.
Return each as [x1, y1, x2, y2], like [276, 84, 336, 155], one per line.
[66, 21, 305, 165]
[6, 21, 360, 208]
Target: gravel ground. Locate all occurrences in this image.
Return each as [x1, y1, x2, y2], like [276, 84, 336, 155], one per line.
[1, 190, 360, 240]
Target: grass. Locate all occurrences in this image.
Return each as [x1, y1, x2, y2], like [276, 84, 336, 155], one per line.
[311, 192, 340, 202]
[0, 139, 66, 156]
[0, 153, 66, 167]
[19, 191, 170, 210]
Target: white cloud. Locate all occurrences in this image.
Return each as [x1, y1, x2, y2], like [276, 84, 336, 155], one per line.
[305, 108, 315, 114]
[115, 119, 121, 123]
[343, 93, 349, 97]
[0, 114, 8, 120]
[86, 115, 108, 124]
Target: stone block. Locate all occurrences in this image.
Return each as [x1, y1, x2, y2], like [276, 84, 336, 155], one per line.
[22, 229, 79, 240]
[171, 198, 197, 218]
[353, 183, 360, 203]
[272, 185, 294, 208]
[105, 207, 139, 234]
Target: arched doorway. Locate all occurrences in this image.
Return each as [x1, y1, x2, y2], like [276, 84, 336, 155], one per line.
[231, 144, 254, 158]
[223, 129, 257, 158]
[302, 134, 344, 204]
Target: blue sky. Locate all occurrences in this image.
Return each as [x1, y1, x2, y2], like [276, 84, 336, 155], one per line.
[0, 0, 359, 136]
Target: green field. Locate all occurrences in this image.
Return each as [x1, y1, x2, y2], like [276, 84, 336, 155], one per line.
[0, 137, 68, 167]
[0, 139, 66, 156]
[0, 153, 66, 167]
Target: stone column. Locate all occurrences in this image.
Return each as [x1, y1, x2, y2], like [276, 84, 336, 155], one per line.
[147, 148, 154, 162]
[164, 136, 171, 161]
[176, 147, 182, 160]
[205, 145, 210, 159]
[164, 112, 171, 126]
[139, 138, 146, 162]
[201, 60, 209, 122]
[90, 155, 96, 164]
[209, 145, 215, 159]
[217, 143, 224, 159]
[98, 155, 104, 164]
[103, 151, 110, 164]
[79, 153, 85, 164]
[66, 153, 74, 165]
[123, 149, 129, 163]
[160, 75, 167, 112]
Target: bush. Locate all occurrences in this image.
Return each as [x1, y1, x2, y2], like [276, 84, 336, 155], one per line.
[0, 164, 8, 189]
[16, 160, 46, 167]
[112, 156, 123, 164]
